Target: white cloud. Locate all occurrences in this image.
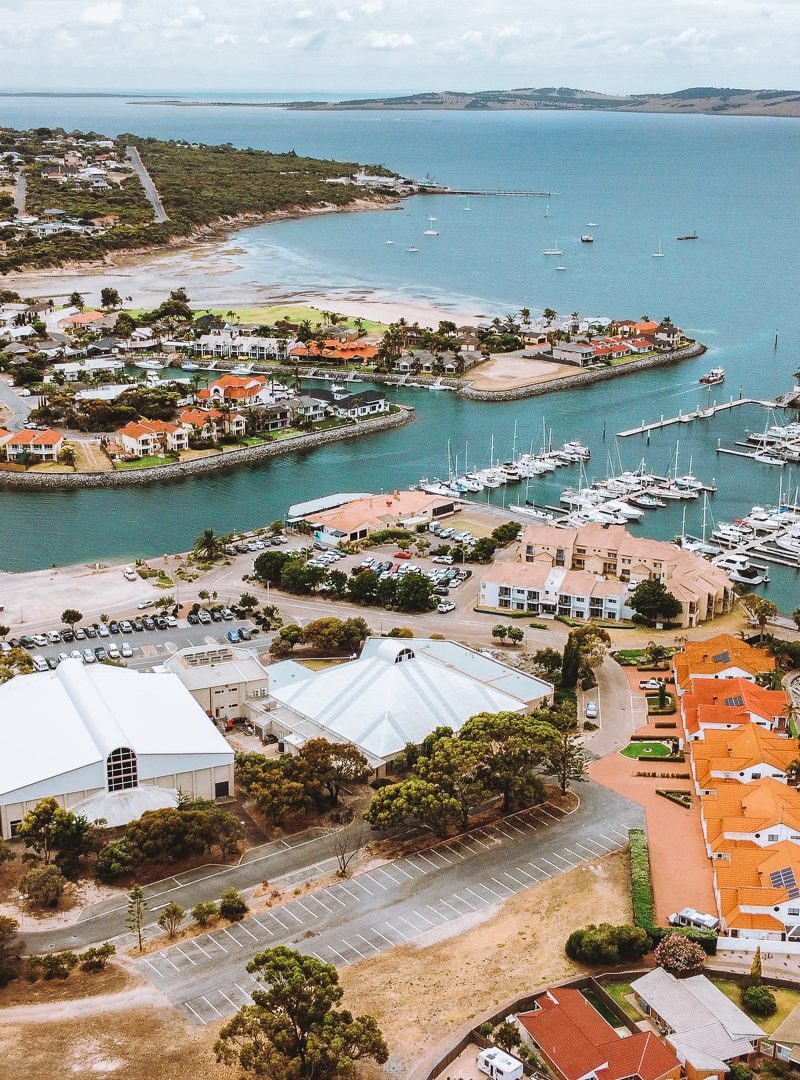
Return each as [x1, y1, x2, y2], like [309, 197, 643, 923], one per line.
[360, 0, 384, 13]
[289, 28, 328, 50]
[362, 30, 414, 50]
[214, 30, 238, 45]
[337, 9, 353, 21]
[167, 4, 206, 27]
[81, 1, 123, 25]
[257, 33, 270, 44]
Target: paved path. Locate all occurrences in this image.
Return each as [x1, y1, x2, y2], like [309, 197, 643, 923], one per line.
[0, 377, 32, 428]
[126, 146, 168, 224]
[584, 655, 649, 758]
[124, 786, 641, 1026]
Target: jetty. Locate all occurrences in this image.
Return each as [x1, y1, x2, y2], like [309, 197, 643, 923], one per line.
[617, 396, 779, 438]
[441, 188, 552, 197]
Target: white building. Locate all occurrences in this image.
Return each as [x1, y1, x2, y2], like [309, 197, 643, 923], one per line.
[163, 644, 270, 722]
[0, 660, 234, 835]
[246, 638, 553, 773]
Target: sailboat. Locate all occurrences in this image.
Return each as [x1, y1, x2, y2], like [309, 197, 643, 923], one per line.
[651, 239, 665, 258]
[586, 222, 599, 227]
[385, 240, 395, 245]
[543, 240, 563, 256]
[423, 215, 439, 236]
[544, 201, 550, 218]
[463, 200, 471, 211]
[405, 245, 418, 253]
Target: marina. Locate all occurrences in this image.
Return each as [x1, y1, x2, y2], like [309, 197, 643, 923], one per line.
[617, 396, 780, 438]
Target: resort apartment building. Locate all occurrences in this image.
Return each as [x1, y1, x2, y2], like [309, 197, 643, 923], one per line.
[303, 489, 461, 546]
[185, 332, 292, 361]
[478, 523, 733, 627]
[674, 635, 799, 940]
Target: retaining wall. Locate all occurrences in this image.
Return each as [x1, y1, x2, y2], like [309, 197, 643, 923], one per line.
[0, 406, 414, 491]
[459, 342, 707, 402]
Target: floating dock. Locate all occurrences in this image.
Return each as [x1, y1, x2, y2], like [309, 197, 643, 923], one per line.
[617, 397, 780, 438]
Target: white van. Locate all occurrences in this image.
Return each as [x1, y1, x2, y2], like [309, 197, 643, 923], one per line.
[668, 907, 719, 931]
[477, 1047, 524, 1080]
[31, 655, 49, 672]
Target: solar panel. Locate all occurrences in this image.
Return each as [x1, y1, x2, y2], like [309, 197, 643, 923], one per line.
[770, 868, 797, 889]
[789, 887, 800, 900]
[712, 650, 731, 663]
[724, 695, 745, 707]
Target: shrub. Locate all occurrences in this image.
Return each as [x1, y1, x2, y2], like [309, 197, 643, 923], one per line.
[654, 934, 706, 977]
[729, 1064, 753, 1080]
[79, 943, 116, 972]
[565, 923, 650, 964]
[743, 984, 778, 1017]
[650, 925, 718, 955]
[157, 901, 185, 938]
[477, 1021, 494, 1038]
[192, 901, 219, 928]
[28, 951, 78, 980]
[629, 828, 654, 930]
[219, 887, 249, 922]
[20, 864, 67, 908]
[95, 837, 138, 882]
[387, 627, 414, 638]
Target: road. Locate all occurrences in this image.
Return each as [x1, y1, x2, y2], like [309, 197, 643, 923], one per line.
[126, 145, 168, 224]
[584, 654, 649, 757]
[128, 785, 642, 1026]
[0, 376, 33, 429]
[13, 170, 26, 214]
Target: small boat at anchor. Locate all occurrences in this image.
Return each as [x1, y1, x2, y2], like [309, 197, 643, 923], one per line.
[700, 368, 725, 386]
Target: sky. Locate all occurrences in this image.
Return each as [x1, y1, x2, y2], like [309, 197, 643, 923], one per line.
[0, 0, 798, 95]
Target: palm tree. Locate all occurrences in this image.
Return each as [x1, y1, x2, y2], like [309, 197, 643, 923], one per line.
[519, 307, 531, 326]
[194, 528, 221, 560]
[543, 307, 557, 324]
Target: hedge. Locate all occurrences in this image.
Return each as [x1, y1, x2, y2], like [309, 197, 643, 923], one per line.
[629, 828, 655, 931]
[650, 925, 718, 955]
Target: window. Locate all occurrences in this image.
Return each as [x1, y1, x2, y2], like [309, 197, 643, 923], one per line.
[215, 780, 230, 799]
[9, 819, 22, 837]
[789, 908, 800, 917]
[394, 648, 415, 664]
[106, 746, 138, 792]
[768, 834, 779, 842]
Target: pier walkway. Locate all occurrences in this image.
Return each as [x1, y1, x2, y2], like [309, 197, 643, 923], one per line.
[617, 396, 779, 438]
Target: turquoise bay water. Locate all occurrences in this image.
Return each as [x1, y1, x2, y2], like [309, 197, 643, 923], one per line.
[0, 95, 799, 608]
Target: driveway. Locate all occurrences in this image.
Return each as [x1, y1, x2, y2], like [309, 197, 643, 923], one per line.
[583, 655, 649, 758]
[0, 377, 32, 428]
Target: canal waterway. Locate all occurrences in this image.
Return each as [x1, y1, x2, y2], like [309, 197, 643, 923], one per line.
[0, 95, 798, 608]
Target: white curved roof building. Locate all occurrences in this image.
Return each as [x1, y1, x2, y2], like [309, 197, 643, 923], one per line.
[0, 659, 234, 836]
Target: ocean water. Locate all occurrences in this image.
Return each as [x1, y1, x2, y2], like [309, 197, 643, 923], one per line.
[0, 94, 799, 608]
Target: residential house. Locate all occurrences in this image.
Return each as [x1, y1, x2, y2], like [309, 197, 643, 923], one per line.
[116, 419, 189, 458]
[672, 635, 776, 694]
[681, 679, 789, 741]
[309, 387, 389, 420]
[551, 342, 597, 366]
[290, 395, 327, 424]
[714, 839, 800, 939]
[1, 428, 64, 462]
[655, 323, 683, 349]
[630, 968, 764, 1079]
[690, 726, 796, 794]
[198, 374, 274, 408]
[701, 779, 800, 856]
[288, 340, 379, 365]
[177, 407, 247, 441]
[516, 987, 681, 1080]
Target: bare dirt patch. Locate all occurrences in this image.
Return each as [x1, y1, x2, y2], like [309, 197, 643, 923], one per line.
[466, 354, 579, 391]
[340, 849, 632, 1079]
[0, 960, 132, 1009]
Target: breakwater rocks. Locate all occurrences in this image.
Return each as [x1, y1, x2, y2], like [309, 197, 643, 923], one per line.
[459, 341, 707, 402]
[0, 406, 414, 491]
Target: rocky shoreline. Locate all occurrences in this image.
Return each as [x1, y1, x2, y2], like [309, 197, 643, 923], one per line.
[0, 406, 414, 491]
[459, 341, 707, 401]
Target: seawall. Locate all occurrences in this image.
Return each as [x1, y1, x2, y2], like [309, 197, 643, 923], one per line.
[0, 406, 414, 491]
[459, 341, 707, 402]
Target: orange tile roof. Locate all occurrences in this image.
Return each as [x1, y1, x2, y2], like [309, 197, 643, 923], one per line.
[6, 427, 63, 446]
[682, 677, 787, 734]
[118, 418, 179, 440]
[673, 636, 775, 690]
[692, 726, 796, 787]
[63, 310, 105, 326]
[703, 781, 800, 847]
[716, 840, 800, 921]
[518, 989, 680, 1080]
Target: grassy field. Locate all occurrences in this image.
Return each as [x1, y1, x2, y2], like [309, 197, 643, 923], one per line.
[113, 455, 173, 470]
[620, 740, 673, 759]
[583, 989, 625, 1027]
[712, 978, 800, 1034]
[604, 981, 643, 1020]
[125, 304, 389, 334]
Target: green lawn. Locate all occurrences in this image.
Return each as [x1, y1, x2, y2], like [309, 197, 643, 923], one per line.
[114, 455, 173, 470]
[124, 304, 389, 335]
[620, 740, 674, 759]
[603, 982, 643, 1021]
[712, 978, 800, 1034]
[582, 990, 625, 1028]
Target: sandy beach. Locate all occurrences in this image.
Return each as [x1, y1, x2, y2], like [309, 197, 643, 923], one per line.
[5, 211, 481, 329]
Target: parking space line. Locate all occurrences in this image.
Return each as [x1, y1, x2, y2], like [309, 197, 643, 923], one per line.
[537, 806, 561, 820]
[398, 913, 423, 934]
[311, 893, 335, 911]
[281, 907, 304, 925]
[514, 866, 538, 882]
[549, 852, 577, 867]
[337, 883, 361, 901]
[384, 921, 409, 940]
[251, 916, 273, 935]
[404, 857, 428, 873]
[234, 983, 254, 1004]
[444, 843, 466, 859]
[239, 923, 260, 941]
[159, 951, 180, 971]
[174, 944, 197, 965]
[375, 867, 403, 885]
[491, 876, 515, 895]
[502, 870, 529, 888]
[503, 821, 526, 835]
[493, 826, 515, 840]
[340, 938, 367, 960]
[476, 882, 505, 901]
[370, 926, 393, 945]
[294, 900, 318, 920]
[611, 825, 632, 839]
[528, 860, 551, 876]
[564, 848, 585, 862]
[576, 839, 608, 855]
[411, 908, 433, 926]
[598, 830, 625, 846]
[218, 989, 239, 1011]
[389, 862, 414, 879]
[192, 939, 213, 959]
[221, 927, 246, 947]
[416, 853, 440, 869]
[201, 995, 222, 1017]
[427, 849, 453, 865]
[351, 877, 374, 895]
[207, 935, 228, 954]
[452, 892, 475, 910]
[538, 857, 563, 873]
[355, 933, 380, 953]
[363, 874, 387, 891]
[326, 944, 350, 965]
[466, 833, 488, 848]
[435, 898, 461, 916]
[142, 958, 164, 978]
[185, 1001, 206, 1025]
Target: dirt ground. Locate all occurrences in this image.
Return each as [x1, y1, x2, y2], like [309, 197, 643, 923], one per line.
[0, 960, 131, 1008]
[465, 353, 579, 391]
[0, 851, 630, 1080]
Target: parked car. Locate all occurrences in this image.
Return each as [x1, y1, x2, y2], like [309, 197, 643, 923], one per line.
[221, 608, 234, 621]
[197, 610, 212, 625]
[132, 619, 144, 632]
[120, 621, 133, 634]
[19, 635, 35, 649]
[137, 599, 156, 610]
[123, 566, 137, 582]
[70, 649, 83, 662]
[142, 617, 155, 631]
[32, 634, 48, 647]
[639, 678, 665, 691]
[94, 646, 109, 662]
[97, 624, 110, 638]
[82, 648, 96, 664]
[47, 630, 61, 645]
[432, 555, 453, 565]
[165, 615, 178, 628]
[668, 907, 719, 931]
[109, 621, 120, 634]
[61, 628, 74, 643]
[434, 586, 450, 596]
[107, 643, 121, 660]
[238, 626, 252, 641]
[46, 656, 59, 670]
[585, 700, 598, 720]
[187, 612, 200, 625]
[209, 609, 223, 622]
[73, 627, 86, 640]
[58, 652, 70, 664]
[226, 628, 241, 644]
[31, 655, 49, 672]
[437, 601, 456, 614]
[120, 642, 133, 658]
[154, 617, 167, 630]
[394, 551, 411, 559]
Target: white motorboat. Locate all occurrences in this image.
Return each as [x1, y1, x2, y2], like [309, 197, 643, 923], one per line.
[385, 240, 395, 245]
[728, 566, 766, 586]
[711, 523, 754, 545]
[775, 533, 800, 556]
[508, 504, 555, 523]
[543, 244, 563, 256]
[754, 450, 786, 466]
[182, 360, 200, 371]
[603, 499, 644, 520]
[136, 359, 164, 371]
[406, 246, 418, 253]
[675, 474, 704, 492]
[629, 493, 667, 509]
[563, 440, 590, 459]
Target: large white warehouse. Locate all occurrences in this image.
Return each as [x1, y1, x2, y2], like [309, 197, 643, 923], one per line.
[0, 659, 234, 837]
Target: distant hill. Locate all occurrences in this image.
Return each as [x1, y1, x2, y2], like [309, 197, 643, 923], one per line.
[279, 86, 800, 117]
